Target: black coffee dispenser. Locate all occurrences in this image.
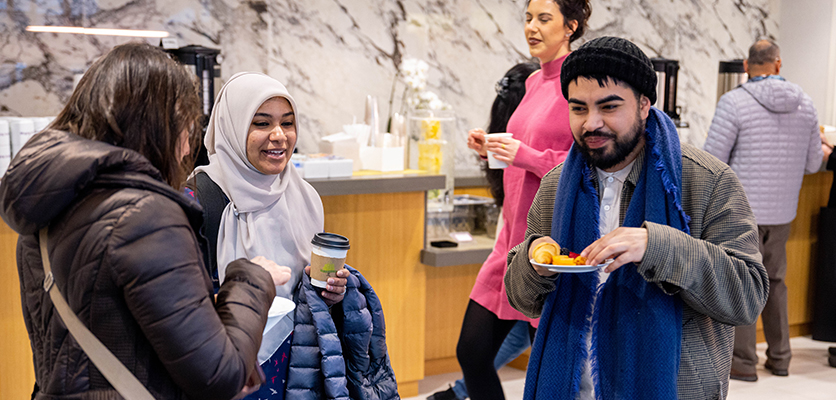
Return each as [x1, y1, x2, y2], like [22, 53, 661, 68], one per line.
[651, 58, 681, 124]
[164, 45, 221, 167]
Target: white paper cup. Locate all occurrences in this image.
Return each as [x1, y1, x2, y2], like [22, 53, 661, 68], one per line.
[486, 133, 513, 169]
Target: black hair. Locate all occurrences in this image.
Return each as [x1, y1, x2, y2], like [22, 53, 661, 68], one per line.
[482, 62, 541, 206]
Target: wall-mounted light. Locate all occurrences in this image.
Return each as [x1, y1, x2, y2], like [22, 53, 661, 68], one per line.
[25, 26, 169, 38]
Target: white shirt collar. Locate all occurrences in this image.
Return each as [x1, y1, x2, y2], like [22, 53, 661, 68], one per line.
[595, 158, 636, 184]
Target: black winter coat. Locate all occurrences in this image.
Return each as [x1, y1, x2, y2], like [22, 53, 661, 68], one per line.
[0, 130, 275, 400]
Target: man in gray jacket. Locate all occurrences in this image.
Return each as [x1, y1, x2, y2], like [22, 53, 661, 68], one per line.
[704, 39, 823, 381]
[505, 36, 767, 400]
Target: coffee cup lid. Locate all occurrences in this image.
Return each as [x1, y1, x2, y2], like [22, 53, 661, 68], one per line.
[311, 232, 350, 249]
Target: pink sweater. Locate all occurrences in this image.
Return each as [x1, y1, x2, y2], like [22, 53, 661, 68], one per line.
[469, 55, 574, 326]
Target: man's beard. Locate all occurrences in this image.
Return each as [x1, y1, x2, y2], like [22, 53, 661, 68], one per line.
[575, 112, 645, 170]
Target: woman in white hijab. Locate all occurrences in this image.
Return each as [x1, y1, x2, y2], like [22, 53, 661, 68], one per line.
[190, 71, 349, 302]
[188, 72, 350, 398]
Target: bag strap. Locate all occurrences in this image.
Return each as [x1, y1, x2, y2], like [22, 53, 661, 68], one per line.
[193, 171, 229, 288]
[39, 228, 156, 400]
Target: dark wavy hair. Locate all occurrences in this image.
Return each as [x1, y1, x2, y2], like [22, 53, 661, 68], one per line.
[527, 0, 592, 44]
[50, 42, 201, 188]
[482, 62, 541, 207]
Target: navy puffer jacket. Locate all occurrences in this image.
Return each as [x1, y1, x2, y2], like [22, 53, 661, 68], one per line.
[286, 266, 399, 400]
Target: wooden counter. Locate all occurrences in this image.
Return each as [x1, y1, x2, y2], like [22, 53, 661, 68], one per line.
[423, 186, 497, 375]
[781, 170, 832, 339]
[318, 178, 442, 396]
[0, 220, 34, 400]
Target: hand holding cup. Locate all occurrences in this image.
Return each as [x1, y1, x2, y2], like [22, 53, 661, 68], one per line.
[309, 232, 351, 305]
[305, 265, 349, 306]
[485, 133, 518, 169]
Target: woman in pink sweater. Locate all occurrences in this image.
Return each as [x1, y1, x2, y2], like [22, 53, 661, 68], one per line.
[455, 1, 591, 399]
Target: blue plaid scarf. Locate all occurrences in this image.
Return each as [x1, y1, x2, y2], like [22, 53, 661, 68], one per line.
[524, 108, 688, 400]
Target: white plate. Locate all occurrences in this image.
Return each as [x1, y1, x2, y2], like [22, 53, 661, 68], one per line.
[268, 296, 296, 318]
[530, 258, 610, 273]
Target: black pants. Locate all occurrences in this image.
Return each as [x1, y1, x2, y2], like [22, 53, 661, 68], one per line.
[456, 300, 536, 400]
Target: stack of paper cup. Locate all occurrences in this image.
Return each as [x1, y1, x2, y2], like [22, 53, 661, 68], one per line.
[486, 133, 514, 169]
[0, 120, 11, 176]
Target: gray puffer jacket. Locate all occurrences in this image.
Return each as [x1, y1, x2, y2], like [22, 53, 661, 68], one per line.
[0, 130, 275, 400]
[704, 77, 822, 225]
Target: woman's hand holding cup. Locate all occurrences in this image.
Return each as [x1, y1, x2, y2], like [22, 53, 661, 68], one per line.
[250, 256, 292, 286]
[485, 133, 519, 168]
[305, 265, 349, 306]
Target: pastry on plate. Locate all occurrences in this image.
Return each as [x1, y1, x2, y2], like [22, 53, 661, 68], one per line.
[532, 242, 560, 264]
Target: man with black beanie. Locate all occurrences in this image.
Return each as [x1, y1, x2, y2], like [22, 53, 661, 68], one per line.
[505, 36, 768, 400]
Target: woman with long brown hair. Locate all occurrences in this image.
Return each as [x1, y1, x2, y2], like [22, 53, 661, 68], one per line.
[0, 42, 289, 400]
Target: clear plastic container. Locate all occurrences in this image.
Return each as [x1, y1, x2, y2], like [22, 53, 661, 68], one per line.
[425, 195, 496, 244]
[451, 195, 495, 234]
[407, 109, 456, 207]
[426, 199, 452, 243]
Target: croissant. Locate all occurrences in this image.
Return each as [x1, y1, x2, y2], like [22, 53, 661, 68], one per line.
[532, 242, 560, 264]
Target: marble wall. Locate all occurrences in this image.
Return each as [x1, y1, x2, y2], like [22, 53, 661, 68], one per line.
[1, 0, 777, 177]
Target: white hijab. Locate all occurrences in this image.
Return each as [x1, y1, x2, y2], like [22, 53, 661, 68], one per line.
[193, 72, 324, 298]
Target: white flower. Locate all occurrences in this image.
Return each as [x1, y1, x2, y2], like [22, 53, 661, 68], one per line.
[401, 58, 428, 75]
[405, 76, 426, 91]
[397, 58, 450, 111]
[418, 91, 437, 101]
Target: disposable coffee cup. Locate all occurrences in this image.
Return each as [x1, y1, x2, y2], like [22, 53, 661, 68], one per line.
[485, 133, 513, 169]
[310, 232, 350, 289]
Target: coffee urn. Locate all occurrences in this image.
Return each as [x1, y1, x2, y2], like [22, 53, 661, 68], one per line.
[164, 45, 222, 167]
[716, 60, 747, 101]
[651, 58, 682, 124]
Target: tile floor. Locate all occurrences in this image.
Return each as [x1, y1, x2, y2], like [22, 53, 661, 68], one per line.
[404, 336, 836, 400]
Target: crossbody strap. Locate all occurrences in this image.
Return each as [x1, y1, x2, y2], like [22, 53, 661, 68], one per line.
[39, 228, 156, 400]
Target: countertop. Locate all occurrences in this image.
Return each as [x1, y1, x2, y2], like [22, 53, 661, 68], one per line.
[421, 234, 495, 267]
[305, 170, 446, 196]
[306, 170, 494, 267]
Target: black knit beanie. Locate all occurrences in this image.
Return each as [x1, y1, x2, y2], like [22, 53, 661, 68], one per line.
[560, 36, 657, 104]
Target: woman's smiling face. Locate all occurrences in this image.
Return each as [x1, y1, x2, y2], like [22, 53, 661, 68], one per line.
[525, 0, 575, 63]
[246, 96, 296, 175]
